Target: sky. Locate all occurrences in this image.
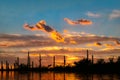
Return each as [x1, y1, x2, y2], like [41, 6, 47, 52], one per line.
[0, 0, 120, 67]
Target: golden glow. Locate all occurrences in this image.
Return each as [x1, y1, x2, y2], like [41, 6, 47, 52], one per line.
[43, 46, 61, 51]
[69, 40, 77, 44]
[101, 48, 115, 51]
[50, 31, 64, 42]
[67, 56, 79, 61]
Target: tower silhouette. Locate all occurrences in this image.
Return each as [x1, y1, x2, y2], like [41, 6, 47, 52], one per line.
[39, 54, 41, 68]
[6, 61, 9, 70]
[32, 61, 34, 69]
[64, 56, 66, 67]
[1, 61, 3, 70]
[53, 56, 55, 68]
[27, 51, 30, 68]
[92, 55, 94, 64]
[86, 49, 89, 60]
[17, 57, 19, 67]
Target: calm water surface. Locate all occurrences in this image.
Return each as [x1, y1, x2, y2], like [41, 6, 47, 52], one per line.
[0, 71, 120, 80]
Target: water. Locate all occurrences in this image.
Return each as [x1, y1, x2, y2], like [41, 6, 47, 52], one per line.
[0, 71, 120, 80]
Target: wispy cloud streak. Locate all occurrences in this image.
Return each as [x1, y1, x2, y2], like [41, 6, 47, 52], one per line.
[109, 10, 120, 20]
[86, 12, 101, 18]
[64, 18, 93, 26]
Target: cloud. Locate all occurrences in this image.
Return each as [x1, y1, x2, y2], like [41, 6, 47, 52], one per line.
[104, 44, 114, 48]
[64, 18, 93, 26]
[86, 12, 101, 18]
[0, 32, 120, 53]
[86, 40, 120, 49]
[0, 44, 8, 47]
[63, 29, 69, 33]
[114, 40, 120, 45]
[109, 10, 120, 20]
[23, 20, 64, 42]
[0, 33, 120, 66]
[0, 34, 55, 48]
[95, 42, 102, 46]
[0, 41, 26, 47]
[86, 42, 102, 47]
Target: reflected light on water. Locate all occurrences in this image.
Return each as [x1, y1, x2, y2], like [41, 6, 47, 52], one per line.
[0, 71, 120, 80]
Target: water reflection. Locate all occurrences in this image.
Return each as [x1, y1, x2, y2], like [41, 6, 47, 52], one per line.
[0, 71, 120, 80]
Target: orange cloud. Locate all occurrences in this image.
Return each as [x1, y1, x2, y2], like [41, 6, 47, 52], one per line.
[68, 37, 77, 44]
[23, 20, 64, 42]
[115, 40, 120, 45]
[86, 42, 102, 47]
[0, 41, 26, 47]
[104, 44, 114, 48]
[64, 18, 93, 26]
[69, 40, 77, 44]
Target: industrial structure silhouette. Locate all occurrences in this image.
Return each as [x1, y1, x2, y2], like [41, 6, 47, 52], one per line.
[0, 50, 120, 73]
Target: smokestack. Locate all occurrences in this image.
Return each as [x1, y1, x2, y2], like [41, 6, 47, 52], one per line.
[64, 56, 66, 67]
[1, 61, 3, 70]
[14, 63, 16, 70]
[87, 49, 89, 60]
[27, 51, 31, 68]
[6, 61, 9, 70]
[17, 57, 19, 66]
[39, 54, 41, 68]
[92, 55, 94, 64]
[53, 56, 55, 68]
[32, 61, 34, 69]
[10, 65, 12, 70]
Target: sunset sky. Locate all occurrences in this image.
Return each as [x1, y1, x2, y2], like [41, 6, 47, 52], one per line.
[0, 0, 120, 66]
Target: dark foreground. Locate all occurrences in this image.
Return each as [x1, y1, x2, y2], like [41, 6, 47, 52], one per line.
[1, 57, 120, 74]
[0, 71, 120, 80]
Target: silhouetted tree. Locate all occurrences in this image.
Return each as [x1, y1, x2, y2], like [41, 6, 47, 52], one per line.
[96, 59, 105, 64]
[18, 64, 28, 71]
[74, 58, 92, 72]
[108, 57, 114, 64]
[116, 56, 120, 64]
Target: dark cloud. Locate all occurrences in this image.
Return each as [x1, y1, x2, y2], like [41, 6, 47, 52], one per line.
[95, 42, 102, 46]
[35, 20, 53, 32]
[23, 20, 64, 42]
